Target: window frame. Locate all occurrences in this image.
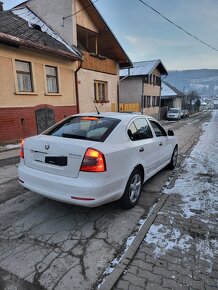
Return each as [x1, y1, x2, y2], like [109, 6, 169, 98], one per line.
[148, 119, 167, 137]
[127, 117, 153, 141]
[152, 96, 156, 107]
[44, 65, 61, 95]
[94, 80, 109, 103]
[147, 96, 151, 108]
[15, 60, 34, 93]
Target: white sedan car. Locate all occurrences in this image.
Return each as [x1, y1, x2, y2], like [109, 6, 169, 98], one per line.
[18, 113, 178, 209]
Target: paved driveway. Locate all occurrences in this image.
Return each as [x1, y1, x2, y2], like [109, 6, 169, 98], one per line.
[0, 111, 212, 290]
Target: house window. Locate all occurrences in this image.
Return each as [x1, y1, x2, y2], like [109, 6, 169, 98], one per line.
[153, 75, 156, 85]
[46, 66, 59, 93]
[94, 80, 108, 102]
[144, 96, 151, 108]
[16, 60, 33, 92]
[147, 96, 151, 107]
[156, 76, 161, 86]
[156, 96, 160, 106]
[152, 96, 156, 107]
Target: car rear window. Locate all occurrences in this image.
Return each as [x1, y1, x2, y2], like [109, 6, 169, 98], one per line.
[47, 116, 120, 142]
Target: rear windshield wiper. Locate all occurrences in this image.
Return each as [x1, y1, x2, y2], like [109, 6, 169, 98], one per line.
[62, 133, 87, 140]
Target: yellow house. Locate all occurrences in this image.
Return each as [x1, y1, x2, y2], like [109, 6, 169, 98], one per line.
[0, 0, 132, 143]
[17, 0, 132, 113]
[0, 7, 82, 143]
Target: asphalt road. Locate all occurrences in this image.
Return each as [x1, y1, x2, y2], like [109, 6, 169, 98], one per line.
[0, 110, 212, 290]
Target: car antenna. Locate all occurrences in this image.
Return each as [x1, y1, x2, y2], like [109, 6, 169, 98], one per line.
[92, 98, 100, 115]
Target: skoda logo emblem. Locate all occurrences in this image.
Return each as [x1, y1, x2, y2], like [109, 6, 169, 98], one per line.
[45, 144, 50, 150]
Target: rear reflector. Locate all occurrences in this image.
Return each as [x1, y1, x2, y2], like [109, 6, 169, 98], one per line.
[80, 148, 106, 172]
[71, 196, 95, 201]
[20, 139, 24, 159]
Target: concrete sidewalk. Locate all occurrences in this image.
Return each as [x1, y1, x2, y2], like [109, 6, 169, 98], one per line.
[0, 147, 20, 167]
[100, 112, 218, 289]
[0, 146, 21, 203]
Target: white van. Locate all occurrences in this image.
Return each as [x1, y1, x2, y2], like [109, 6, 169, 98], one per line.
[166, 108, 181, 120]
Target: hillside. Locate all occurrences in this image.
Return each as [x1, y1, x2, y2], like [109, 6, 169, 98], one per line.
[165, 69, 218, 97]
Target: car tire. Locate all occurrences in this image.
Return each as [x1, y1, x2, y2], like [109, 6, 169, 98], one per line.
[168, 146, 178, 169]
[119, 168, 142, 209]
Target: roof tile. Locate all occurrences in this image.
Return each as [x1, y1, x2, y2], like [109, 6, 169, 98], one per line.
[0, 8, 81, 60]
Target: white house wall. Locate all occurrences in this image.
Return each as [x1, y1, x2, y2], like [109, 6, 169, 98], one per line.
[78, 69, 118, 112]
[75, 0, 98, 32]
[27, 0, 77, 46]
[119, 76, 142, 103]
[173, 98, 182, 108]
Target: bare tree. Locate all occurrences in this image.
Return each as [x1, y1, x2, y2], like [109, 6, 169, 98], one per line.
[185, 90, 199, 112]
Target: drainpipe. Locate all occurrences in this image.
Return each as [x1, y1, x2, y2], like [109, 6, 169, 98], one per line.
[75, 60, 82, 113]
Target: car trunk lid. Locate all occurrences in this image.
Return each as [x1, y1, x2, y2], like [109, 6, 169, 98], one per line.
[23, 135, 99, 178]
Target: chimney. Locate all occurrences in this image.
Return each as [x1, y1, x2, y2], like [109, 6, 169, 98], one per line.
[0, 2, 3, 12]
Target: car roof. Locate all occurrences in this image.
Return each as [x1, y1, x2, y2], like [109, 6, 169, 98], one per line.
[74, 112, 152, 122]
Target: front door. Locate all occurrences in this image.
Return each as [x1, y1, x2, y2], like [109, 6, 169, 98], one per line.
[148, 119, 171, 166]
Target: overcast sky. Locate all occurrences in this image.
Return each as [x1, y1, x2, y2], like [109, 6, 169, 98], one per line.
[2, 0, 218, 70]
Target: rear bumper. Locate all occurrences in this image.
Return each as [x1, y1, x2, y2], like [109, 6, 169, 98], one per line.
[18, 162, 126, 207]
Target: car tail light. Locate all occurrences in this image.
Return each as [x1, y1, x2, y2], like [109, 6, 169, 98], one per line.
[20, 139, 24, 159]
[80, 148, 106, 172]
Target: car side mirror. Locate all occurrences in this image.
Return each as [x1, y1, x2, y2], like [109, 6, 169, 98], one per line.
[168, 129, 174, 136]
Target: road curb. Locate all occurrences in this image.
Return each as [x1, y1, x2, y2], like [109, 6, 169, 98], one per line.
[98, 194, 169, 290]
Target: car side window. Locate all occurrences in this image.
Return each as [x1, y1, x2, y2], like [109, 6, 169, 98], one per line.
[149, 120, 167, 137]
[128, 118, 153, 141]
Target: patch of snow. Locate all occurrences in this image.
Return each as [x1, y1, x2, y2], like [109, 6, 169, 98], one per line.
[144, 112, 218, 263]
[0, 143, 20, 151]
[144, 224, 193, 258]
[196, 235, 218, 273]
[163, 112, 218, 219]
[5, 144, 20, 150]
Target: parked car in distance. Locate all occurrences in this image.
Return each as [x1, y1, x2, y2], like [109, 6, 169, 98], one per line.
[181, 110, 185, 119]
[166, 108, 182, 120]
[18, 113, 178, 209]
[182, 110, 189, 118]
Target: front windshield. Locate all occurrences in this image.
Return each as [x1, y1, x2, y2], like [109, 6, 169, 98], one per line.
[169, 109, 179, 113]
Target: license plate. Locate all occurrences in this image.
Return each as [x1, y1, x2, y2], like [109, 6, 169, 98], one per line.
[34, 152, 45, 163]
[45, 156, 67, 166]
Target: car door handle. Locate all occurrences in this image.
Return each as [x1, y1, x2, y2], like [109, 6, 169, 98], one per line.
[159, 142, 162, 146]
[139, 147, 144, 152]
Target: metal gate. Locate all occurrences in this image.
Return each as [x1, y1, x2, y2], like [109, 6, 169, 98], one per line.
[35, 108, 55, 134]
[119, 102, 140, 113]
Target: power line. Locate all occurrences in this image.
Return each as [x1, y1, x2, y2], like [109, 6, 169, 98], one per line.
[62, 0, 99, 25]
[138, 0, 218, 52]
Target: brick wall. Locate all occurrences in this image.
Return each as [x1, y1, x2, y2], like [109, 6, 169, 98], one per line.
[0, 105, 77, 144]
